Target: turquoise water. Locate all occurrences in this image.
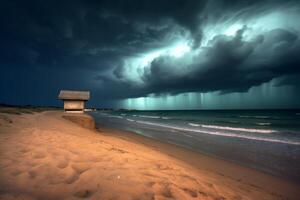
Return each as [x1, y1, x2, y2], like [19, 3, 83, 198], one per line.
[91, 110, 300, 182]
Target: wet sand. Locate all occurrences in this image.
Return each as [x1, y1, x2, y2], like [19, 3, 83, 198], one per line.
[0, 110, 299, 200]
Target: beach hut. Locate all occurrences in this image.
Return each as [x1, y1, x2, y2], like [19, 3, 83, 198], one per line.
[58, 90, 90, 113]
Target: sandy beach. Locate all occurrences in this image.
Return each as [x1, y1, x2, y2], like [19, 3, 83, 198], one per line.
[0, 110, 299, 200]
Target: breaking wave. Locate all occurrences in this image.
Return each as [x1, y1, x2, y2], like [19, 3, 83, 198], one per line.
[188, 123, 275, 133]
[200, 124, 276, 133]
[255, 122, 271, 126]
[136, 120, 300, 145]
[138, 115, 160, 119]
[188, 123, 200, 127]
[239, 115, 270, 119]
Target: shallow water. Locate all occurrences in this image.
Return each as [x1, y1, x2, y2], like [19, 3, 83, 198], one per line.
[91, 110, 300, 182]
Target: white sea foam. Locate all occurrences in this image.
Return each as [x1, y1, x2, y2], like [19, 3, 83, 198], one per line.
[256, 122, 271, 126]
[254, 116, 270, 119]
[239, 115, 270, 119]
[184, 134, 194, 138]
[188, 123, 200, 127]
[200, 124, 276, 133]
[162, 117, 170, 120]
[138, 115, 160, 119]
[126, 118, 135, 122]
[135, 120, 300, 145]
[108, 115, 123, 119]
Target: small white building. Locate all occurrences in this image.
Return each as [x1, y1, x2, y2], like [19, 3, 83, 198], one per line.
[58, 90, 90, 113]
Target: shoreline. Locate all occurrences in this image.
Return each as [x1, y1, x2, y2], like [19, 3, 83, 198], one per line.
[91, 110, 300, 183]
[0, 110, 299, 199]
[95, 123, 300, 197]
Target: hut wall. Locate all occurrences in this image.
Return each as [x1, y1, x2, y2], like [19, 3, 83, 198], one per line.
[64, 100, 85, 113]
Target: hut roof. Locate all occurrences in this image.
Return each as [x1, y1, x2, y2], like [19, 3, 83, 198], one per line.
[58, 90, 90, 100]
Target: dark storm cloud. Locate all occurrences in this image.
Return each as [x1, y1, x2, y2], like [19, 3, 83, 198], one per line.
[1, 0, 300, 105]
[105, 0, 300, 99]
[103, 26, 300, 99]
[0, 0, 203, 70]
[0, 0, 207, 104]
[139, 28, 300, 96]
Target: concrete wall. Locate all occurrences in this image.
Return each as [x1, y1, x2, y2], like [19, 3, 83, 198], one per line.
[64, 100, 85, 113]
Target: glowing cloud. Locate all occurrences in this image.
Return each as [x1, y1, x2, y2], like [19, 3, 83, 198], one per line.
[224, 24, 244, 36]
[169, 43, 191, 58]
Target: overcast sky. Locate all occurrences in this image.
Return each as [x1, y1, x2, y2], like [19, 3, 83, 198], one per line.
[1, 0, 300, 109]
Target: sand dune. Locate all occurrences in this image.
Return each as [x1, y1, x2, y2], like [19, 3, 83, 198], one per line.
[0, 110, 299, 200]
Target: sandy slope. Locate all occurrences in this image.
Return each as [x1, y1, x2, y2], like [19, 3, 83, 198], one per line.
[0, 111, 299, 200]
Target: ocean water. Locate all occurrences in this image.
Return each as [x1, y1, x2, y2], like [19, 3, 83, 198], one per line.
[90, 110, 300, 182]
